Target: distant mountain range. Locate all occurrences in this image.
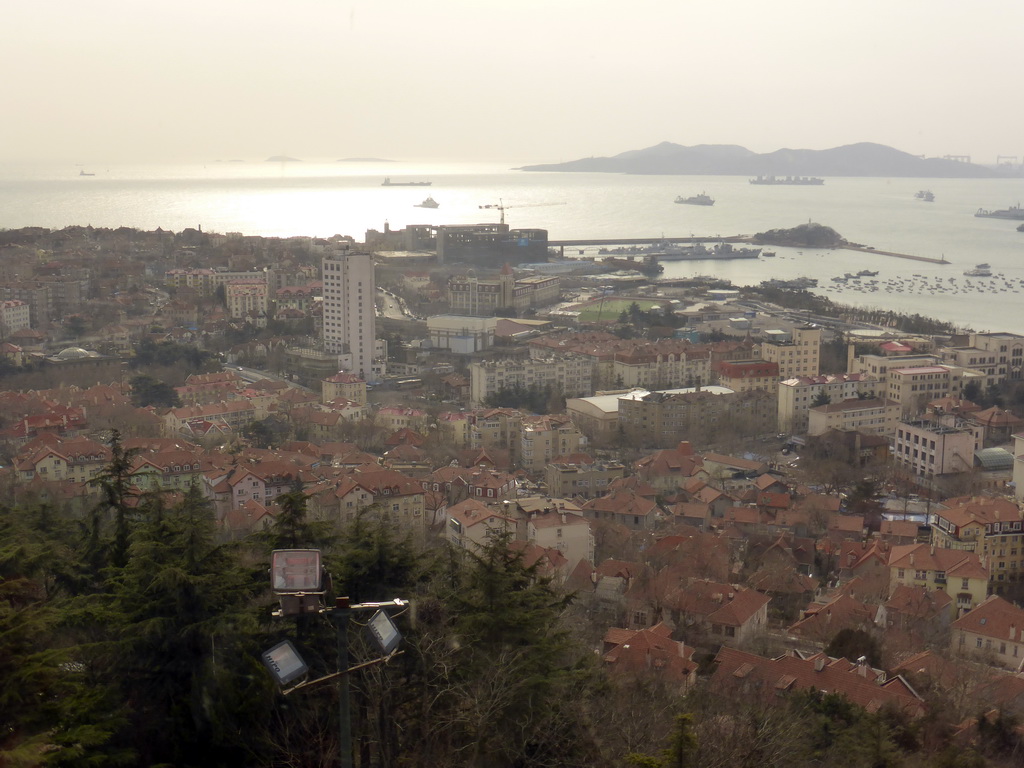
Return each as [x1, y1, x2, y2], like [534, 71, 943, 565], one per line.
[516, 142, 1001, 178]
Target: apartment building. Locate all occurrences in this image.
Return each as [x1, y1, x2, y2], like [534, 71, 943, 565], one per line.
[888, 543, 989, 615]
[226, 281, 269, 319]
[520, 415, 586, 473]
[940, 332, 1024, 387]
[807, 398, 901, 437]
[544, 458, 626, 499]
[321, 372, 367, 405]
[778, 373, 882, 434]
[931, 496, 1024, 592]
[713, 359, 780, 395]
[469, 356, 593, 407]
[0, 299, 31, 336]
[759, 325, 821, 378]
[886, 365, 965, 419]
[322, 250, 376, 381]
[618, 387, 776, 445]
[611, 346, 712, 390]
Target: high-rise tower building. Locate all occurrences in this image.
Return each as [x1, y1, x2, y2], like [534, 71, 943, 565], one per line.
[322, 250, 375, 380]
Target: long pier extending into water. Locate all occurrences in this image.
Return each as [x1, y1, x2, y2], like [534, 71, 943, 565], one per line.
[547, 235, 950, 264]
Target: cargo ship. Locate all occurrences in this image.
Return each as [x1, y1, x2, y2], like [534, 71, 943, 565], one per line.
[975, 204, 1024, 220]
[749, 175, 824, 185]
[382, 177, 432, 187]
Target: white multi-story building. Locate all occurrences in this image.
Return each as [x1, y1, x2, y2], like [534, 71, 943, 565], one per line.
[0, 299, 31, 336]
[322, 251, 376, 381]
[894, 420, 978, 480]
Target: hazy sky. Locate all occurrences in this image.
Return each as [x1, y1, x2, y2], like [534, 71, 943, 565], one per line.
[3, 0, 1021, 165]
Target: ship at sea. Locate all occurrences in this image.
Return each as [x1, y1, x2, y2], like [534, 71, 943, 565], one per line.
[647, 241, 761, 261]
[674, 192, 714, 206]
[382, 177, 432, 187]
[915, 190, 935, 202]
[964, 263, 993, 277]
[414, 196, 439, 209]
[749, 175, 825, 185]
[975, 204, 1024, 220]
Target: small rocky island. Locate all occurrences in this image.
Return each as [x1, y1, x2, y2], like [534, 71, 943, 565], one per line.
[752, 222, 847, 248]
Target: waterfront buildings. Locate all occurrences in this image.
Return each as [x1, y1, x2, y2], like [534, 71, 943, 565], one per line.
[322, 250, 376, 381]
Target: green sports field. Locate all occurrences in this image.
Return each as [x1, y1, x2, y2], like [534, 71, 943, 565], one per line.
[574, 298, 664, 323]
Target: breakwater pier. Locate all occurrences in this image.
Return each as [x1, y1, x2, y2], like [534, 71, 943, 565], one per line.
[548, 236, 949, 265]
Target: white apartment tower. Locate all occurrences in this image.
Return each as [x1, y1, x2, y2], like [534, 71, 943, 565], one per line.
[322, 251, 376, 380]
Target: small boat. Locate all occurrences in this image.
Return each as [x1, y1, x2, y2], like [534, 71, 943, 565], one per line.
[414, 196, 439, 209]
[382, 177, 432, 187]
[79, 170, 95, 176]
[857, 269, 879, 277]
[964, 263, 993, 277]
[674, 192, 714, 206]
[762, 251, 777, 257]
[915, 190, 934, 202]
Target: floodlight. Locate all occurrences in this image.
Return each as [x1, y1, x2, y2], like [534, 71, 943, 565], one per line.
[271, 549, 322, 594]
[261, 640, 309, 687]
[367, 609, 402, 655]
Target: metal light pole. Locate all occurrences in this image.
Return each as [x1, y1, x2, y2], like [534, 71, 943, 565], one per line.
[329, 597, 354, 768]
[269, 551, 407, 768]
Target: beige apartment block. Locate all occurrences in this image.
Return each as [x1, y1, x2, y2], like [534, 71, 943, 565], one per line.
[469, 356, 593, 407]
[544, 458, 626, 499]
[525, 507, 594, 571]
[321, 372, 367, 405]
[778, 373, 882, 434]
[760, 325, 821, 378]
[940, 332, 1024, 388]
[886, 365, 965, 419]
[807, 398, 900, 437]
[520, 415, 586, 474]
[714, 359, 780, 395]
[226, 281, 269, 319]
[931, 496, 1024, 593]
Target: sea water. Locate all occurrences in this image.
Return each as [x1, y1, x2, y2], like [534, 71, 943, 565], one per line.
[1, 160, 1022, 333]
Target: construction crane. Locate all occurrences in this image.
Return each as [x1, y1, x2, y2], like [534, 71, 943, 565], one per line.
[478, 199, 566, 225]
